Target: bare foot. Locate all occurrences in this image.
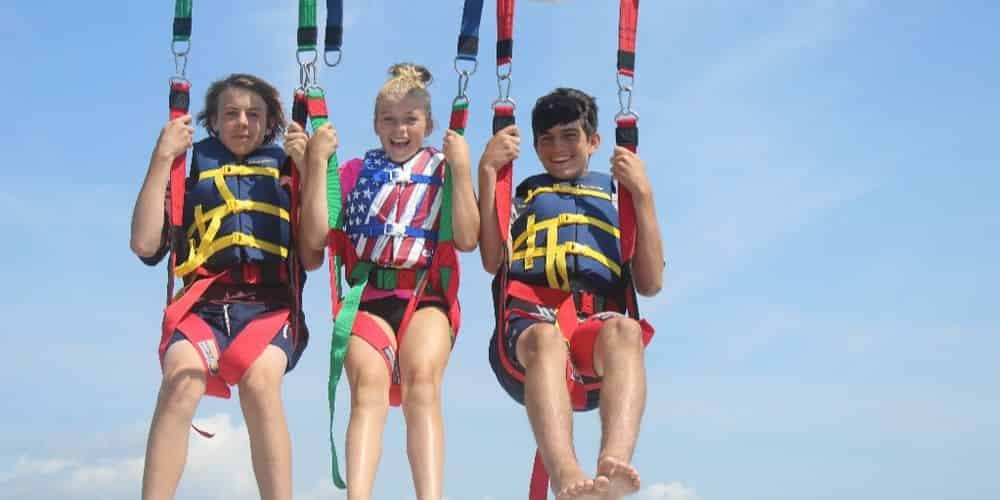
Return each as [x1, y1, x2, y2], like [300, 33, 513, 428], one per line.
[596, 456, 640, 499]
[554, 470, 607, 500]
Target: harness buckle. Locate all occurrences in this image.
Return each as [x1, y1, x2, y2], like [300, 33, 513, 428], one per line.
[388, 168, 411, 184]
[383, 222, 407, 237]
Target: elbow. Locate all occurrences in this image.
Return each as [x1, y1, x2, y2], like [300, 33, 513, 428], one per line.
[454, 234, 478, 253]
[299, 249, 325, 271]
[634, 277, 663, 297]
[130, 237, 159, 260]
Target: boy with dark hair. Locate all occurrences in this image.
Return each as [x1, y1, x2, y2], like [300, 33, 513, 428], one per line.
[479, 87, 664, 500]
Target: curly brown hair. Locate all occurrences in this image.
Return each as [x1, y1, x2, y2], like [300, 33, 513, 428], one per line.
[196, 73, 286, 145]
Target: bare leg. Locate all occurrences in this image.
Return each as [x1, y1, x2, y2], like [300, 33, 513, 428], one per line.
[517, 324, 604, 500]
[345, 314, 394, 500]
[398, 306, 453, 500]
[238, 345, 292, 500]
[141, 341, 206, 500]
[592, 317, 646, 499]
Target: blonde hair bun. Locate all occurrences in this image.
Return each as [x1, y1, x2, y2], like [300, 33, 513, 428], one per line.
[388, 63, 433, 88]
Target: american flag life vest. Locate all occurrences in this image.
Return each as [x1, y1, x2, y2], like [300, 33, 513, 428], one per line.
[343, 147, 446, 270]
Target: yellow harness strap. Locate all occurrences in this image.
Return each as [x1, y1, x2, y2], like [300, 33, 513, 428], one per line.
[524, 184, 612, 203]
[511, 213, 622, 290]
[175, 165, 290, 277]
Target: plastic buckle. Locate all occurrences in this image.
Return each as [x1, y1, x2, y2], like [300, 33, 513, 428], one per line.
[383, 223, 406, 237]
[388, 168, 411, 184]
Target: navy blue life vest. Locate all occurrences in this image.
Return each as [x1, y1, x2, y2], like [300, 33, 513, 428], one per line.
[509, 171, 623, 297]
[174, 137, 291, 277]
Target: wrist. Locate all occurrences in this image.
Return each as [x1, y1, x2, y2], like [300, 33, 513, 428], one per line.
[629, 186, 655, 209]
[478, 162, 498, 179]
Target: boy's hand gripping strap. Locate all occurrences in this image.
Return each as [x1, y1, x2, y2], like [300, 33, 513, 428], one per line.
[287, 91, 308, 360]
[615, 0, 641, 319]
[166, 81, 190, 304]
[166, 0, 193, 304]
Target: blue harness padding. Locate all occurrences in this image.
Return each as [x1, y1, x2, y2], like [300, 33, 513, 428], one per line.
[182, 137, 291, 273]
[509, 171, 624, 297]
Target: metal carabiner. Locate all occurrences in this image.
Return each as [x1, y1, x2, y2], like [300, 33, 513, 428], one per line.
[456, 70, 472, 99]
[173, 53, 189, 79]
[296, 48, 319, 67]
[324, 49, 343, 68]
[171, 39, 191, 57]
[454, 56, 478, 77]
[496, 74, 513, 104]
[617, 86, 634, 117]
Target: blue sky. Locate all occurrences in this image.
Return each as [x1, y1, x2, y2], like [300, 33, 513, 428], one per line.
[1, 1, 998, 499]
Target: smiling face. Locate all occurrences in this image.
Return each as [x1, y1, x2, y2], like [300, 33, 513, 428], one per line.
[374, 95, 433, 163]
[534, 119, 601, 180]
[211, 87, 268, 159]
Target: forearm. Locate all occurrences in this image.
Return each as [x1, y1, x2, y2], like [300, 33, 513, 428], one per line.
[477, 165, 504, 274]
[629, 191, 665, 296]
[299, 154, 332, 257]
[130, 153, 173, 257]
[449, 166, 479, 252]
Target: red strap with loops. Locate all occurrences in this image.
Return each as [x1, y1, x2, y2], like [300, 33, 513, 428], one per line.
[497, 0, 515, 65]
[167, 80, 191, 304]
[618, 0, 638, 77]
[493, 104, 516, 241]
[615, 116, 639, 261]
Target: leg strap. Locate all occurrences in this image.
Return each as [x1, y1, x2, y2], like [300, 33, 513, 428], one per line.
[351, 313, 402, 407]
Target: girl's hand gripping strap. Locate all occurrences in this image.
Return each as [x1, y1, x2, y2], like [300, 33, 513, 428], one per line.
[304, 87, 350, 490]
[395, 97, 472, 345]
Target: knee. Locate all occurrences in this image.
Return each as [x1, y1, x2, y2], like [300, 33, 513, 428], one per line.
[598, 316, 644, 353]
[517, 324, 567, 368]
[346, 352, 390, 410]
[400, 368, 441, 410]
[159, 364, 205, 413]
[238, 352, 285, 404]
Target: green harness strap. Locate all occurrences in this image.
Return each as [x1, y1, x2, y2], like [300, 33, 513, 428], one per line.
[297, 0, 318, 51]
[172, 0, 191, 42]
[304, 86, 351, 489]
[436, 99, 469, 294]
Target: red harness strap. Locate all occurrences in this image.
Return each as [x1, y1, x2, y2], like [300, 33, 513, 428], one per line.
[617, 0, 638, 77]
[497, 0, 515, 66]
[160, 265, 293, 399]
[167, 80, 190, 304]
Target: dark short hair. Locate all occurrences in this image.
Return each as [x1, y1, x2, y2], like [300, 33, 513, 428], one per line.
[196, 73, 286, 145]
[531, 88, 598, 145]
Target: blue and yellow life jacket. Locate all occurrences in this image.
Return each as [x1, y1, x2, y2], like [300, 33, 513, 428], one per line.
[174, 137, 291, 277]
[509, 171, 623, 298]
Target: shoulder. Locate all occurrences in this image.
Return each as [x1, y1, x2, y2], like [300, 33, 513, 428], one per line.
[578, 171, 615, 192]
[254, 143, 286, 163]
[515, 172, 557, 198]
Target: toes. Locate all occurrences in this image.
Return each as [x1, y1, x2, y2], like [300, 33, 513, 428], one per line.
[594, 475, 611, 492]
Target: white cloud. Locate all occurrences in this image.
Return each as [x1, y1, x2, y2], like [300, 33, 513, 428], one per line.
[0, 413, 283, 500]
[644, 481, 700, 500]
